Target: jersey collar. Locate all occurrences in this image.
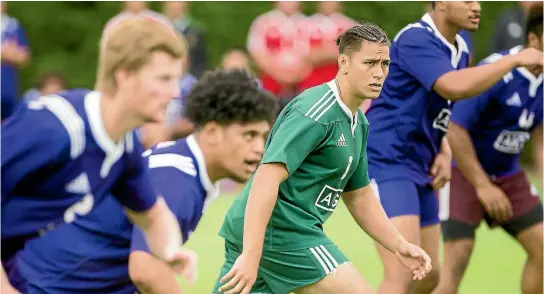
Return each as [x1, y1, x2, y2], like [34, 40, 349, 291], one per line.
[327, 79, 358, 136]
[509, 45, 543, 97]
[186, 134, 220, 206]
[421, 13, 469, 68]
[84, 91, 125, 153]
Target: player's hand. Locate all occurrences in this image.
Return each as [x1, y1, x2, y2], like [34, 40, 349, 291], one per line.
[394, 240, 432, 281]
[513, 48, 543, 67]
[167, 248, 198, 284]
[476, 183, 513, 223]
[218, 252, 260, 294]
[430, 152, 452, 190]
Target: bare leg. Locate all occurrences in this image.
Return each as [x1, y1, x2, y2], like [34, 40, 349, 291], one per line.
[432, 239, 475, 294]
[516, 223, 543, 294]
[295, 262, 375, 294]
[411, 224, 440, 294]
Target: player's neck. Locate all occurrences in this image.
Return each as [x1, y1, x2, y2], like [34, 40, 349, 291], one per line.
[429, 12, 460, 45]
[335, 76, 363, 116]
[100, 94, 141, 143]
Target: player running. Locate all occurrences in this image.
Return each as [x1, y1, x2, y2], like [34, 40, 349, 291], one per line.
[215, 22, 432, 294]
[7, 69, 278, 294]
[435, 8, 543, 294]
[365, 2, 543, 294]
[1, 17, 193, 293]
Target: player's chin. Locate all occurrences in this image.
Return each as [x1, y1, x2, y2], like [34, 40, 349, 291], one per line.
[364, 89, 382, 100]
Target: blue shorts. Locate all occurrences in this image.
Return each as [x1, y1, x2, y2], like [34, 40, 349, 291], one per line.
[371, 179, 439, 227]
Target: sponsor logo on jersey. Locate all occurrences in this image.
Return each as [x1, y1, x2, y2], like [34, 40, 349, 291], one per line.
[336, 133, 347, 146]
[315, 185, 343, 212]
[506, 92, 522, 107]
[493, 130, 530, 154]
[432, 108, 451, 132]
[518, 109, 535, 130]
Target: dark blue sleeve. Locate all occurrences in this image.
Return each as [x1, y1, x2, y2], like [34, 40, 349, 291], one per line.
[130, 164, 200, 252]
[396, 28, 455, 92]
[451, 83, 497, 131]
[111, 138, 157, 212]
[1, 106, 70, 200]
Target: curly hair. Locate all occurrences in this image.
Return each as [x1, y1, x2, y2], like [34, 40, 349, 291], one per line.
[336, 21, 390, 56]
[183, 69, 278, 128]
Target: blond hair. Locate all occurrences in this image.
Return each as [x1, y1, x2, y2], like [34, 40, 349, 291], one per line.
[96, 16, 187, 94]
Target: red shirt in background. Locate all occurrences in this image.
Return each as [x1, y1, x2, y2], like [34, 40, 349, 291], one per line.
[299, 12, 357, 91]
[247, 9, 310, 97]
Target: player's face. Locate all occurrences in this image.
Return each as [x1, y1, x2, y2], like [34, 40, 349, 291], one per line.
[345, 41, 390, 100]
[443, 1, 481, 32]
[125, 51, 183, 124]
[527, 32, 543, 76]
[218, 121, 270, 182]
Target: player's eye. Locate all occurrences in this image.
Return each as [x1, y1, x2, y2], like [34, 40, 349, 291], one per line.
[244, 132, 256, 141]
[364, 61, 375, 65]
[382, 61, 390, 67]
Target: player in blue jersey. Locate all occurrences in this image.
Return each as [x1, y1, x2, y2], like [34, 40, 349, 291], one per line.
[8, 69, 278, 294]
[365, 2, 544, 294]
[1, 17, 195, 293]
[435, 8, 543, 294]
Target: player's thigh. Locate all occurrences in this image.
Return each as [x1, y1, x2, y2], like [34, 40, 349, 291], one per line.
[259, 243, 350, 294]
[371, 179, 420, 219]
[295, 262, 375, 294]
[439, 168, 483, 241]
[516, 220, 543, 258]
[498, 171, 543, 239]
[213, 240, 271, 294]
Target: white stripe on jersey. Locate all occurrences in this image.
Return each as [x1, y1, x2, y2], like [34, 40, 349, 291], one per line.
[308, 94, 335, 120]
[319, 245, 339, 267]
[314, 98, 337, 121]
[314, 246, 335, 272]
[148, 153, 197, 177]
[27, 95, 86, 159]
[305, 89, 332, 117]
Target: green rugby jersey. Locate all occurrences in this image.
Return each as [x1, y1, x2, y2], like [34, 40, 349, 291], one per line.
[219, 80, 370, 251]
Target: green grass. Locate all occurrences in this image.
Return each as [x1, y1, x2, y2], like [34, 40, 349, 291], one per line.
[181, 175, 542, 294]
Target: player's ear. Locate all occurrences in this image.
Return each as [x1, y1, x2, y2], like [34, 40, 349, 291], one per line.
[202, 121, 223, 146]
[338, 54, 349, 75]
[435, 1, 446, 12]
[114, 69, 134, 91]
[527, 32, 541, 50]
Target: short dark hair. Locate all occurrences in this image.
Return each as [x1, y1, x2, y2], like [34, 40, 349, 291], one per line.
[36, 71, 67, 90]
[336, 21, 390, 55]
[183, 69, 278, 128]
[525, 4, 543, 43]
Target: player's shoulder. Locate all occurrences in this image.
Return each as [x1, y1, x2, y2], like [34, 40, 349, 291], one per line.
[393, 19, 434, 45]
[24, 89, 91, 158]
[144, 138, 198, 178]
[289, 82, 343, 125]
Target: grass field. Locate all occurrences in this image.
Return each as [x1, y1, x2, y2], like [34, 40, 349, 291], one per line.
[181, 177, 542, 294]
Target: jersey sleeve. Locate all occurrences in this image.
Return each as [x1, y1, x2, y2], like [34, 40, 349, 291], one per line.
[111, 137, 157, 212]
[395, 28, 455, 92]
[1, 104, 71, 199]
[344, 126, 370, 192]
[260, 109, 327, 176]
[130, 157, 201, 252]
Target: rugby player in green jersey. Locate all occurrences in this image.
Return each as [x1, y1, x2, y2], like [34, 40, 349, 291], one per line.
[214, 21, 432, 294]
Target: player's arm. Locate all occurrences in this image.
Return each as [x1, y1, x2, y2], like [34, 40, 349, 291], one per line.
[128, 164, 202, 293]
[532, 125, 543, 186]
[112, 140, 187, 266]
[448, 92, 513, 222]
[129, 251, 182, 294]
[430, 136, 452, 190]
[397, 29, 542, 101]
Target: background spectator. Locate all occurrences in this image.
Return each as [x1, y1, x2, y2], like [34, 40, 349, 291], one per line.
[1, 1, 30, 121]
[298, 1, 357, 91]
[490, 1, 542, 53]
[247, 1, 310, 100]
[21, 71, 67, 103]
[220, 48, 252, 71]
[163, 1, 207, 77]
